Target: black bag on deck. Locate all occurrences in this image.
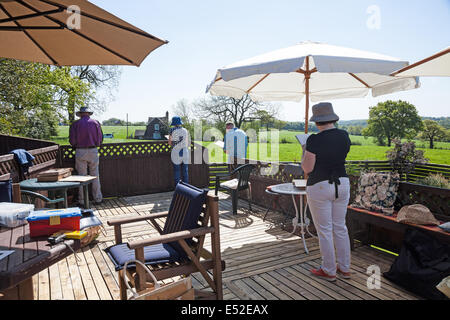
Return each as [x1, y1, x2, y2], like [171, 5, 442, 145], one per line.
[383, 228, 450, 300]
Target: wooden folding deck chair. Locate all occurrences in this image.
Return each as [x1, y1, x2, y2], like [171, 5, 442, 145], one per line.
[105, 181, 225, 300]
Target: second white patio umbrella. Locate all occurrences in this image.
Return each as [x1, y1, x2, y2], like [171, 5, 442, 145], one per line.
[207, 41, 420, 132]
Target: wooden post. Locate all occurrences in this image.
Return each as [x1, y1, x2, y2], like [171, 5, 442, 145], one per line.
[304, 56, 310, 134]
[12, 184, 21, 203]
[209, 195, 223, 300]
[134, 247, 147, 292]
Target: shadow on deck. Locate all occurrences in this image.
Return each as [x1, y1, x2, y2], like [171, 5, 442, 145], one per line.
[31, 191, 421, 300]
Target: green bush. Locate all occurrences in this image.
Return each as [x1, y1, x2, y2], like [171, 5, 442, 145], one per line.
[416, 173, 450, 189]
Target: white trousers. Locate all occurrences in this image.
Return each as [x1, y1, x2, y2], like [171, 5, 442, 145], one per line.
[306, 177, 351, 275]
[75, 148, 103, 203]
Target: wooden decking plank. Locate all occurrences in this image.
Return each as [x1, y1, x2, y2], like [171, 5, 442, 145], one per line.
[82, 244, 113, 300]
[48, 262, 63, 300]
[222, 244, 320, 277]
[241, 277, 279, 300]
[37, 269, 50, 300]
[306, 260, 378, 300]
[258, 272, 306, 300]
[90, 244, 120, 299]
[276, 267, 334, 300]
[57, 258, 75, 300]
[232, 279, 266, 300]
[224, 280, 256, 300]
[66, 251, 87, 300]
[249, 274, 292, 300]
[268, 269, 321, 300]
[287, 265, 348, 300]
[75, 247, 100, 300]
[349, 254, 420, 300]
[292, 262, 362, 300]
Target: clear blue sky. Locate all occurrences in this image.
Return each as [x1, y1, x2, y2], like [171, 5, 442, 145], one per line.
[91, 0, 450, 123]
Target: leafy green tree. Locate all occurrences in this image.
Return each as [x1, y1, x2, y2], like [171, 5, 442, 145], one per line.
[102, 118, 126, 126]
[362, 100, 423, 146]
[0, 59, 90, 139]
[418, 120, 447, 149]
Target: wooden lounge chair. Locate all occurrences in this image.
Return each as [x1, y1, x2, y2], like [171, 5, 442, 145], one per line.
[214, 164, 255, 215]
[105, 181, 224, 300]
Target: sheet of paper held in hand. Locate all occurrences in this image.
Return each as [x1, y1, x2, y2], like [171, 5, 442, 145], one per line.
[214, 141, 225, 148]
[59, 175, 97, 182]
[292, 179, 307, 189]
[295, 134, 311, 146]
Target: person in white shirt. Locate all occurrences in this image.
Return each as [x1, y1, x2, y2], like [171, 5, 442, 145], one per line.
[223, 122, 248, 164]
[168, 116, 190, 186]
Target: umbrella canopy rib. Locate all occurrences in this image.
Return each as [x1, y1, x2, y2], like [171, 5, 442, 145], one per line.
[14, 0, 134, 65]
[39, 0, 167, 43]
[246, 73, 270, 93]
[391, 47, 450, 76]
[0, 2, 59, 64]
[0, 7, 62, 24]
[349, 73, 370, 88]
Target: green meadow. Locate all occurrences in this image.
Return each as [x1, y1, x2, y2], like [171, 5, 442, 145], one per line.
[51, 125, 148, 145]
[51, 127, 450, 165]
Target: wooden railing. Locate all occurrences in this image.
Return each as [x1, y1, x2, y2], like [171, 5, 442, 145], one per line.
[0, 145, 59, 182]
[0, 134, 56, 156]
[58, 141, 210, 197]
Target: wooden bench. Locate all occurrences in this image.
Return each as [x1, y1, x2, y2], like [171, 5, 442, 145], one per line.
[347, 180, 450, 252]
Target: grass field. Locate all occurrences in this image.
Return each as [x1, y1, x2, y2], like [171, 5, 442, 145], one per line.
[51, 126, 450, 165]
[51, 125, 148, 145]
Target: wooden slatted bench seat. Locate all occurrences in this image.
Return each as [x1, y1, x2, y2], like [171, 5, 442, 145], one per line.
[346, 181, 450, 251]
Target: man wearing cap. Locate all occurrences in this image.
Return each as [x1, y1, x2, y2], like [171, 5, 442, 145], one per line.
[168, 116, 190, 186]
[301, 102, 352, 282]
[69, 107, 103, 206]
[223, 122, 248, 164]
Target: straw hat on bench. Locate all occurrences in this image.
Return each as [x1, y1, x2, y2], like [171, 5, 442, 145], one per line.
[396, 204, 440, 226]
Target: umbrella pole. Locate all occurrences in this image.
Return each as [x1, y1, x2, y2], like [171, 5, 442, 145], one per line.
[304, 56, 310, 134]
[305, 77, 310, 134]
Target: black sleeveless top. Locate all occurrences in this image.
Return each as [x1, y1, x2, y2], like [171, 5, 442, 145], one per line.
[305, 128, 351, 187]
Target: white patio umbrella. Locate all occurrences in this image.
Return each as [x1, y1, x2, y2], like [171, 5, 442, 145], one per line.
[391, 47, 450, 77]
[0, 0, 167, 66]
[207, 41, 420, 132]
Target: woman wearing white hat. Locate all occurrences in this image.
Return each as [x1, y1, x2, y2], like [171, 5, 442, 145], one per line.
[301, 102, 352, 282]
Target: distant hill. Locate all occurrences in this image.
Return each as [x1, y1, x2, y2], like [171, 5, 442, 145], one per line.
[281, 117, 450, 134]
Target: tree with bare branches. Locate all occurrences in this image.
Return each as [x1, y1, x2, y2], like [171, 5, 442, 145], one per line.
[193, 94, 278, 128]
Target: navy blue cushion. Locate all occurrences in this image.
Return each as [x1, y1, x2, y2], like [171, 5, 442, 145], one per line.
[0, 179, 12, 202]
[105, 243, 185, 271]
[163, 181, 208, 235]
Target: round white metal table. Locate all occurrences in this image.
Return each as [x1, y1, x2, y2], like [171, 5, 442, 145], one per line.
[268, 183, 317, 254]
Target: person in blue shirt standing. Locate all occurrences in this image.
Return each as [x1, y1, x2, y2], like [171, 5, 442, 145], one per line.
[223, 122, 248, 164]
[168, 116, 190, 186]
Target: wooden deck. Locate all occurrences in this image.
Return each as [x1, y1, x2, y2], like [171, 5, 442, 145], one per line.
[30, 191, 421, 300]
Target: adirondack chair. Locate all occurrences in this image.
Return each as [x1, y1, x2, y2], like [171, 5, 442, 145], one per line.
[214, 164, 255, 215]
[105, 181, 224, 300]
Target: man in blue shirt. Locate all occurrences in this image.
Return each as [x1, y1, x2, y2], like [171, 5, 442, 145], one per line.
[223, 122, 248, 164]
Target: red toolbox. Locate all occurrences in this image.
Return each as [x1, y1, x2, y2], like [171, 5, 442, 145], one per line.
[26, 208, 82, 238]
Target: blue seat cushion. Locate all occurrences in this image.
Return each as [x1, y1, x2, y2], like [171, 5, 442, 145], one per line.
[105, 243, 186, 271]
[0, 179, 12, 202]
